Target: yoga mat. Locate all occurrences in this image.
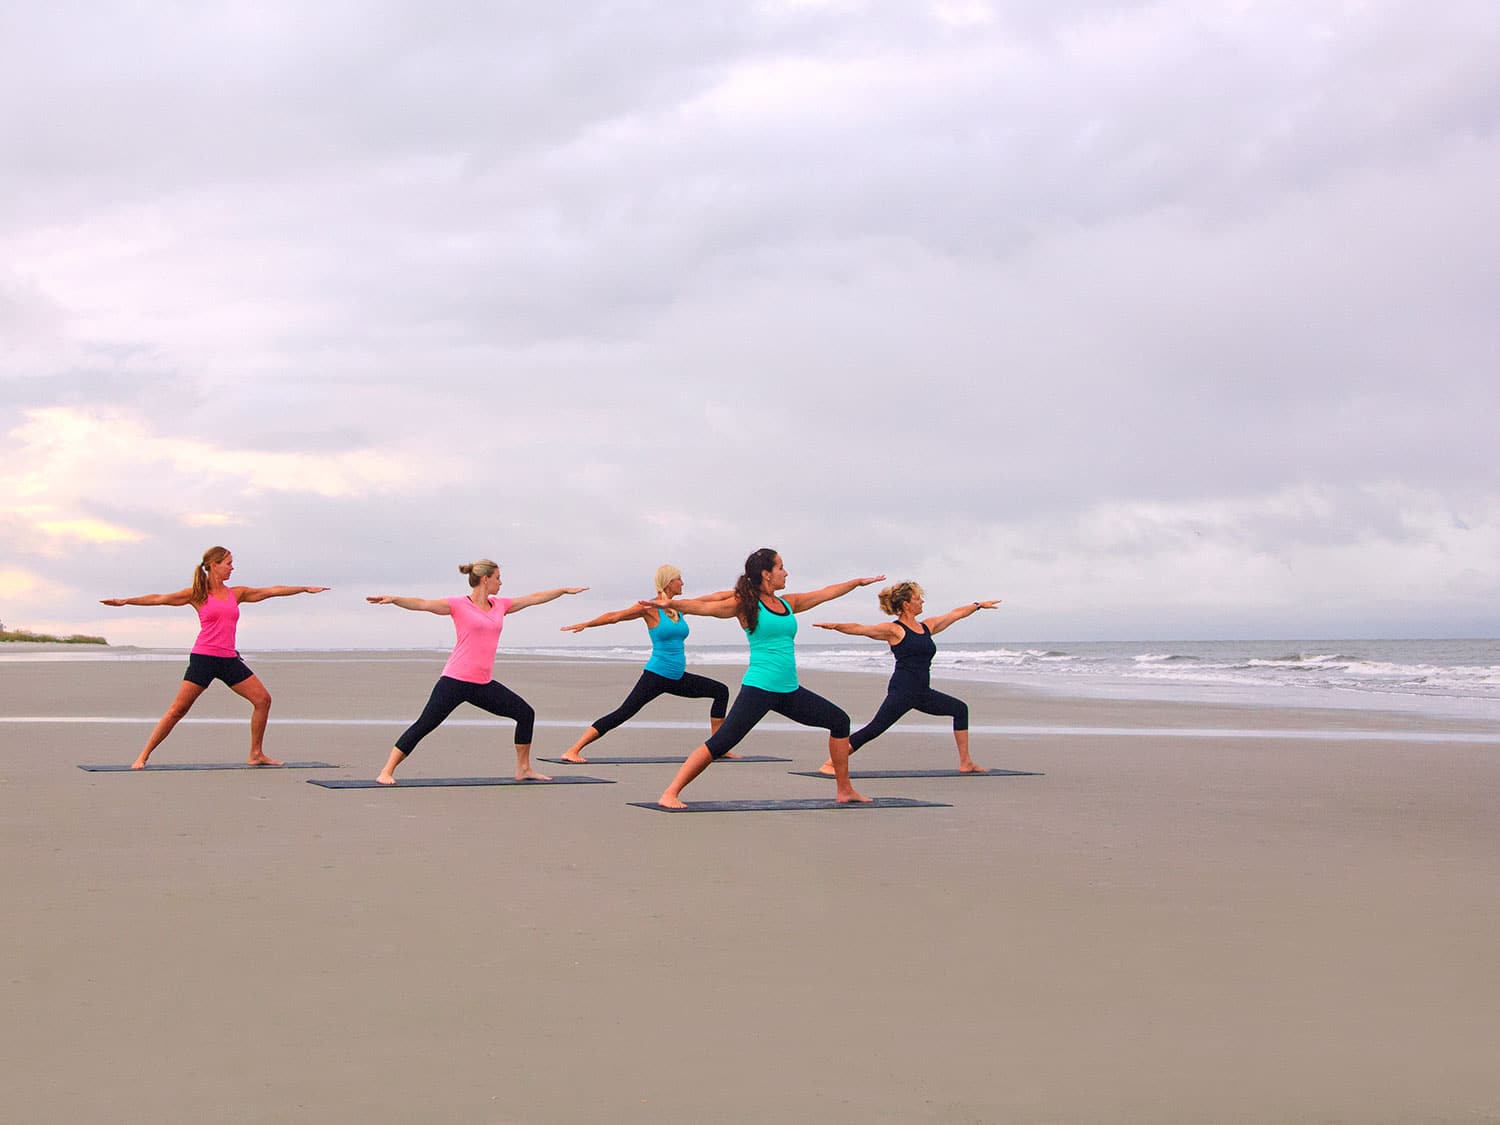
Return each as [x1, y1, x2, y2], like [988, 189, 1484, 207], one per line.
[540, 755, 791, 765]
[628, 796, 950, 813]
[308, 775, 615, 789]
[78, 761, 339, 772]
[787, 768, 1042, 779]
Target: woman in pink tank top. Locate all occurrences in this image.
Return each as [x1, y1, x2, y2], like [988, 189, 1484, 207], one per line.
[366, 557, 587, 784]
[100, 546, 330, 768]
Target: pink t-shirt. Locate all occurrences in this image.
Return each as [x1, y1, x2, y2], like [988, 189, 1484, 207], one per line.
[192, 591, 241, 657]
[441, 595, 513, 683]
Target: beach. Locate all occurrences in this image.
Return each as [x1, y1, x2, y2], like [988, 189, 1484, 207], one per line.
[3, 651, 1498, 1124]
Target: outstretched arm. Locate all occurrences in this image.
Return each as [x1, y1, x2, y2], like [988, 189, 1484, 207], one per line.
[506, 587, 589, 613]
[99, 588, 195, 608]
[812, 621, 904, 643]
[783, 574, 885, 614]
[923, 599, 1001, 636]
[238, 585, 331, 604]
[561, 603, 650, 633]
[640, 594, 739, 619]
[365, 595, 453, 615]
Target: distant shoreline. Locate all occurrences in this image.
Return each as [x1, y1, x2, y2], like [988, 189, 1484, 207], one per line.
[0, 631, 108, 645]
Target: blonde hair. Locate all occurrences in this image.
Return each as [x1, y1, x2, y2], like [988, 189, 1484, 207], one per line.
[191, 546, 230, 607]
[459, 558, 499, 587]
[654, 564, 682, 621]
[878, 580, 924, 617]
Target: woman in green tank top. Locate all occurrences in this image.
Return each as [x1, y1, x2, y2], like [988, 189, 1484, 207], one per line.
[647, 547, 884, 808]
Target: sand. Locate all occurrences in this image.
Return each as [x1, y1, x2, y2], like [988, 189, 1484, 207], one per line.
[2, 651, 1498, 1124]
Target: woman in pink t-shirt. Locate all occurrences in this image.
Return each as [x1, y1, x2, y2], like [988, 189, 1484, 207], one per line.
[100, 545, 330, 768]
[367, 558, 587, 784]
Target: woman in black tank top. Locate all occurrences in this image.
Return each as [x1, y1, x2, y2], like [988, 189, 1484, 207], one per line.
[815, 581, 1000, 772]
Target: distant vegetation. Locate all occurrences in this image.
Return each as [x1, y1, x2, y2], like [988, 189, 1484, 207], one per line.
[0, 629, 108, 644]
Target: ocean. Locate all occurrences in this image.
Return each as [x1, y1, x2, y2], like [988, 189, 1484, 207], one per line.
[518, 637, 1500, 723]
[7, 637, 1500, 724]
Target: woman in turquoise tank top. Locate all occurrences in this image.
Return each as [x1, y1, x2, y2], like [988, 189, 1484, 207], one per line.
[555, 565, 733, 763]
[649, 547, 884, 808]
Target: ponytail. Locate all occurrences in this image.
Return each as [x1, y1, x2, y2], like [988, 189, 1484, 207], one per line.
[191, 546, 229, 608]
[654, 564, 682, 622]
[735, 547, 778, 632]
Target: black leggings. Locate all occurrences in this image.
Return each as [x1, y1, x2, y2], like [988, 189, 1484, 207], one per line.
[704, 685, 850, 760]
[592, 670, 730, 736]
[395, 676, 536, 754]
[849, 682, 968, 752]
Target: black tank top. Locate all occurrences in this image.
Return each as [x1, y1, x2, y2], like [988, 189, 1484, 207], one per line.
[890, 622, 937, 689]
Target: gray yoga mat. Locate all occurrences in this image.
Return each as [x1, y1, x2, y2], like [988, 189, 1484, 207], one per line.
[79, 761, 339, 772]
[787, 768, 1042, 779]
[308, 775, 615, 789]
[628, 796, 950, 813]
[540, 755, 791, 765]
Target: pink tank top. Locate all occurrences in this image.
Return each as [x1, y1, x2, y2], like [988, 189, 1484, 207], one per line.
[192, 591, 241, 657]
[441, 595, 513, 683]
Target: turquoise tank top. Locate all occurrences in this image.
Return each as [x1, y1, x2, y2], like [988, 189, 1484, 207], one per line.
[742, 596, 798, 693]
[643, 609, 689, 679]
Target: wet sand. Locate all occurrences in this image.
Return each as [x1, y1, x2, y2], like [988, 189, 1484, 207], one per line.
[2, 652, 1498, 1124]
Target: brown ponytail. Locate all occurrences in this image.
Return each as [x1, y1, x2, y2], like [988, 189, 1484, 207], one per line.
[191, 546, 229, 608]
[734, 547, 778, 632]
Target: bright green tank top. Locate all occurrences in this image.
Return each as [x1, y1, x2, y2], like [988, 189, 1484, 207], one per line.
[742, 596, 798, 692]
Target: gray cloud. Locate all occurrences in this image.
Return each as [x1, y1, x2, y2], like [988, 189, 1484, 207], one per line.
[3, 1, 1497, 644]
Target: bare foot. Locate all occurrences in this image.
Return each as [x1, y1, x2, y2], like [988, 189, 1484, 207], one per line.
[130, 757, 149, 770]
[516, 768, 552, 782]
[248, 754, 283, 767]
[723, 751, 740, 759]
[836, 787, 873, 804]
[657, 793, 687, 810]
[817, 759, 836, 776]
[960, 761, 988, 773]
[375, 773, 397, 786]
[559, 753, 587, 764]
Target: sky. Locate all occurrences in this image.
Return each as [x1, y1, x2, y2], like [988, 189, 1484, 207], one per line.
[3, 0, 1498, 650]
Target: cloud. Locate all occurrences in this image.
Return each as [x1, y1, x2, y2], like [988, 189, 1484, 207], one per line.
[915, 483, 1500, 638]
[0, 2, 1495, 645]
[0, 567, 64, 602]
[0, 405, 458, 566]
[32, 518, 145, 546]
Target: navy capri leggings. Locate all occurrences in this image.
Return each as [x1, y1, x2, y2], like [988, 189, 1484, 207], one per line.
[396, 676, 535, 754]
[704, 685, 850, 760]
[593, 670, 730, 737]
[849, 684, 968, 752]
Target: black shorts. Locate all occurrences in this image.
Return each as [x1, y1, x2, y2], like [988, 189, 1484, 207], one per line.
[184, 653, 255, 688]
